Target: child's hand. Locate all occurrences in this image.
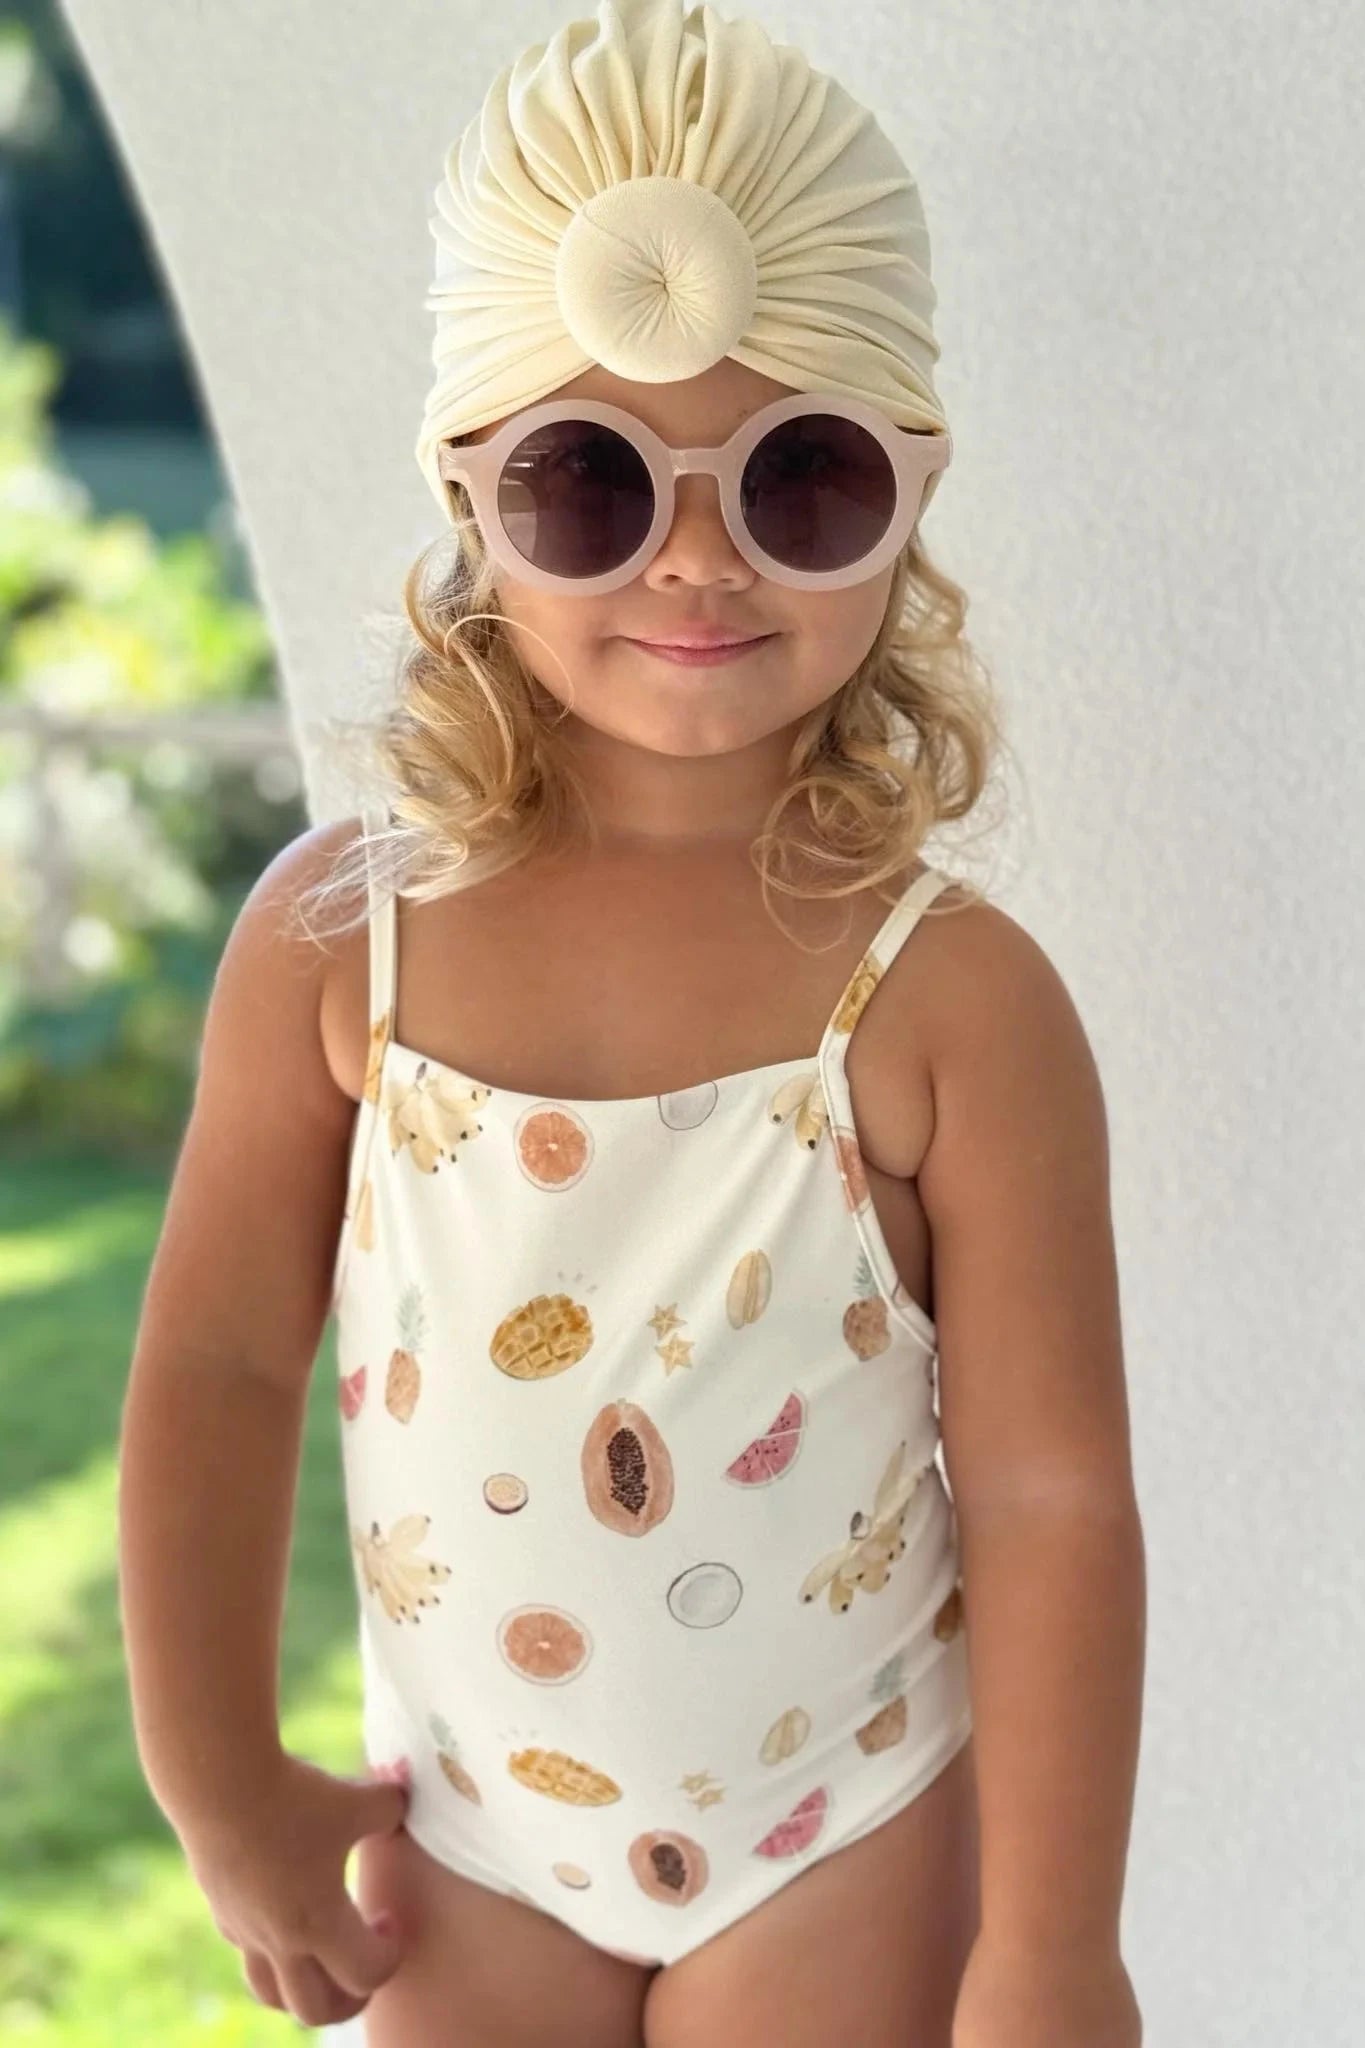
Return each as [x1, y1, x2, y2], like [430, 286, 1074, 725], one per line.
[178, 1749, 411, 2029]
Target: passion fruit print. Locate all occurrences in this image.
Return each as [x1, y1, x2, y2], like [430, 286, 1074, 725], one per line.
[483, 1471, 529, 1514]
[581, 1400, 674, 1535]
[514, 1103, 594, 1190]
[628, 1830, 710, 1905]
[497, 1604, 593, 1684]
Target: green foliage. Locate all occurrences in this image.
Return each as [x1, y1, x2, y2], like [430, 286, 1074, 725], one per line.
[0, 314, 307, 1155]
[0, 1152, 363, 2042]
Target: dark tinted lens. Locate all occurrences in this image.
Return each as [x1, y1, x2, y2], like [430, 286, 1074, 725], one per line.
[496, 421, 654, 578]
[741, 414, 896, 571]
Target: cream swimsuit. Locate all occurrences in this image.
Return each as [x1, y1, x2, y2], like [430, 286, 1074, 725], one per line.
[329, 804, 972, 1968]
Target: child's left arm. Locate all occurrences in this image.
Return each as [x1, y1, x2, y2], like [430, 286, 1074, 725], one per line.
[916, 904, 1145, 2042]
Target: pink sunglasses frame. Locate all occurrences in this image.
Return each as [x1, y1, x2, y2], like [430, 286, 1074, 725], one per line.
[435, 391, 952, 594]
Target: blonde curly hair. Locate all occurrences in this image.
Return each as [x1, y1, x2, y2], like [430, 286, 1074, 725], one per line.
[293, 461, 1009, 954]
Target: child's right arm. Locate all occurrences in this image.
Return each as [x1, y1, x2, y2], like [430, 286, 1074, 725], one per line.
[117, 819, 408, 2026]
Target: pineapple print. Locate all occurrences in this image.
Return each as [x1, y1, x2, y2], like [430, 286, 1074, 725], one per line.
[429, 1711, 482, 1804]
[842, 1250, 891, 1359]
[855, 1651, 909, 1754]
[386, 1281, 427, 1422]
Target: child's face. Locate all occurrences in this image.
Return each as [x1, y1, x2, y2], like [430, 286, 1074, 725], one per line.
[460, 355, 903, 840]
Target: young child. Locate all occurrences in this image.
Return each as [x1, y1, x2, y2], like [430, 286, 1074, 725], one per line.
[118, 4, 1144, 2044]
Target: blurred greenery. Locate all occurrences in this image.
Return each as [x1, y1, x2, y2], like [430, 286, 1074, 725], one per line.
[0, 1153, 364, 2042]
[1, 42, 346, 2025]
[0, 312, 308, 1158]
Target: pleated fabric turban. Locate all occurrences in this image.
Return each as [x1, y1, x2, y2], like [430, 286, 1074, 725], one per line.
[414, 0, 948, 521]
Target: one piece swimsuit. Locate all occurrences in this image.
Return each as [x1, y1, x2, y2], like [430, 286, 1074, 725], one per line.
[328, 802, 973, 1968]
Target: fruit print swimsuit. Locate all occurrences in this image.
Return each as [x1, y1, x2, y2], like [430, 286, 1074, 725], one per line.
[329, 803, 973, 1967]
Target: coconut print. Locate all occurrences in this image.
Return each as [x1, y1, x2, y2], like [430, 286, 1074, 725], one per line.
[657, 1080, 718, 1130]
[666, 1561, 742, 1628]
[797, 1442, 932, 1614]
[507, 1747, 622, 1806]
[338, 1363, 367, 1421]
[725, 1248, 772, 1327]
[843, 1250, 891, 1359]
[490, 1292, 593, 1380]
[515, 1104, 594, 1190]
[483, 1472, 529, 1513]
[752, 1785, 831, 1859]
[497, 1604, 593, 1684]
[428, 1711, 482, 1803]
[855, 1652, 910, 1754]
[724, 1391, 806, 1486]
[628, 1830, 710, 1903]
[766, 1069, 827, 1151]
[351, 1513, 452, 1624]
[582, 1401, 675, 1534]
[386, 1062, 490, 1173]
[385, 1280, 427, 1422]
[759, 1706, 812, 1765]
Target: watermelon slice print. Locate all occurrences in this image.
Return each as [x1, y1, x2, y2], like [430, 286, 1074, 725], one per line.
[724, 1390, 806, 1486]
[752, 1785, 830, 1858]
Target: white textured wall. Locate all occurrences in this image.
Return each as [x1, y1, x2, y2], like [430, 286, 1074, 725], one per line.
[58, 2, 1365, 2042]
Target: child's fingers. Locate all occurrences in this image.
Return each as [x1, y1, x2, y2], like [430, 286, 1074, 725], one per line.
[240, 1946, 287, 2013]
[274, 1949, 368, 2030]
[312, 1893, 405, 2000]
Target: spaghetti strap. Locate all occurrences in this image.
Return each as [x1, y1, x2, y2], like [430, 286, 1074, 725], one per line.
[814, 862, 957, 1348]
[359, 800, 397, 1031]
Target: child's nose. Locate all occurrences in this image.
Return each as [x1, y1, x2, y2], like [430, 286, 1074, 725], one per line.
[646, 473, 751, 584]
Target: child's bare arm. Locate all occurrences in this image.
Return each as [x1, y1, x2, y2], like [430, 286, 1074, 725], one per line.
[118, 818, 362, 1838]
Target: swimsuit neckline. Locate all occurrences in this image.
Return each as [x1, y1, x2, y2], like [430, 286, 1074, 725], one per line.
[380, 1033, 830, 1113]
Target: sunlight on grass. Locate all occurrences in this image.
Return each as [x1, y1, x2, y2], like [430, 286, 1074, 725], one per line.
[1, 1151, 364, 2041]
[0, 1455, 118, 1710]
[0, 1190, 164, 1299]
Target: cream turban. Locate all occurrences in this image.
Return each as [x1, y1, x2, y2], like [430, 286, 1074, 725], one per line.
[415, 0, 947, 521]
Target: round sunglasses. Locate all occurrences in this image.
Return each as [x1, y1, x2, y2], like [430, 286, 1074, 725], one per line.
[436, 392, 951, 595]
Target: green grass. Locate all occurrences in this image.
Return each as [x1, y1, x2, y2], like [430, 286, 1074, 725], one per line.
[0, 1149, 364, 2042]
